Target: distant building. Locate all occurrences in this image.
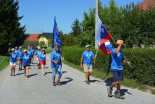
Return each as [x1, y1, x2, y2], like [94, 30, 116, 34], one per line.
[38, 33, 53, 48]
[138, 0, 155, 10]
[25, 34, 41, 47]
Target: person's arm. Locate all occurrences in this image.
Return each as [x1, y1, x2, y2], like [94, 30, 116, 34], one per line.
[115, 40, 124, 54]
[8, 49, 11, 55]
[92, 52, 97, 60]
[50, 53, 57, 64]
[80, 57, 84, 68]
[123, 59, 131, 65]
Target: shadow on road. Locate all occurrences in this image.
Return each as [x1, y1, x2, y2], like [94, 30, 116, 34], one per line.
[61, 77, 73, 85]
[29, 73, 38, 78]
[104, 77, 133, 96]
[16, 73, 24, 76]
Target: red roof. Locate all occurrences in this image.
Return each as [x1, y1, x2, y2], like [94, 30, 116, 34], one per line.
[26, 34, 40, 42]
[139, 0, 155, 10]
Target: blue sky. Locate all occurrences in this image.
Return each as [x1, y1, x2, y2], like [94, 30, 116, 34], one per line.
[18, 0, 143, 34]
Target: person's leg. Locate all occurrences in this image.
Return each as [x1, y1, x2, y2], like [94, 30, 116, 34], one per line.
[26, 66, 29, 78]
[57, 66, 62, 85]
[24, 66, 26, 76]
[52, 67, 56, 86]
[10, 64, 13, 76]
[13, 65, 16, 76]
[41, 65, 45, 75]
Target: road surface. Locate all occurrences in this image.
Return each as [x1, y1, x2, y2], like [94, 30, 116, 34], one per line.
[0, 54, 155, 104]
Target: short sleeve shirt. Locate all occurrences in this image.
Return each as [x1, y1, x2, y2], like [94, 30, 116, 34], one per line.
[40, 53, 46, 61]
[50, 50, 61, 67]
[111, 48, 124, 70]
[82, 51, 95, 66]
[18, 50, 24, 59]
[27, 50, 33, 58]
[22, 54, 30, 66]
[10, 53, 17, 63]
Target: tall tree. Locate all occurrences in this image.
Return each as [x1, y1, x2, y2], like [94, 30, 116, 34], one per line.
[71, 18, 82, 37]
[0, 0, 26, 55]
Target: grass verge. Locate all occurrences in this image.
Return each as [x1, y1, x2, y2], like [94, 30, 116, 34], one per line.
[0, 56, 9, 71]
[62, 60, 155, 95]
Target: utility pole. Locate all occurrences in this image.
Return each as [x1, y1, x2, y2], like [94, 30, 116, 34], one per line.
[95, 0, 98, 49]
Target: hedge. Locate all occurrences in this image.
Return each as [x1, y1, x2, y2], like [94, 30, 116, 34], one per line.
[62, 46, 155, 86]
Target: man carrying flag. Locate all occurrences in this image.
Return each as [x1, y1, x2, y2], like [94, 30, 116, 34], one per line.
[107, 40, 131, 99]
[50, 17, 62, 86]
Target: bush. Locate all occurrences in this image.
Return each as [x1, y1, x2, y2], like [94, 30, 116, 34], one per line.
[62, 46, 155, 85]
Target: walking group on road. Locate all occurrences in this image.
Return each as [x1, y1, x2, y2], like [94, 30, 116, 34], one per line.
[8, 40, 131, 99]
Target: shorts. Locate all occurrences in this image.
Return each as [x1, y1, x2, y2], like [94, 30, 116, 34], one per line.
[83, 64, 92, 72]
[40, 61, 46, 65]
[10, 62, 16, 66]
[51, 65, 62, 79]
[112, 69, 124, 82]
[23, 65, 29, 68]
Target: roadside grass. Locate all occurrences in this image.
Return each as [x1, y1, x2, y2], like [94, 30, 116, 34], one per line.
[62, 60, 155, 95]
[0, 56, 9, 71]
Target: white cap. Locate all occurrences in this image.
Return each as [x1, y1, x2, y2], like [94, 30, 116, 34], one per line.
[86, 45, 90, 48]
[19, 46, 22, 48]
[11, 48, 15, 51]
[38, 47, 41, 49]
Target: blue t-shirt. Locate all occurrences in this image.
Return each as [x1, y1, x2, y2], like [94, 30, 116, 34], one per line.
[22, 54, 30, 66]
[82, 51, 95, 66]
[15, 49, 19, 55]
[39, 53, 46, 61]
[35, 51, 41, 58]
[27, 50, 33, 58]
[30, 48, 35, 54]
[50, 50, 61, 67]
[18, 50, 24, 59]
[111, 48, 124, 70]
[10, 53, 18, 63]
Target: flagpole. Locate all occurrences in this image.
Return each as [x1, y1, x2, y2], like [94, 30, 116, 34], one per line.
[94, 48, 98, 63]
[95, 0, 99, 49]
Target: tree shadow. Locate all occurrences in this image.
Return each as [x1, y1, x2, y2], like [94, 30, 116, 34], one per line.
[29, 73, 38, 78]
[61, 77, 73, 85]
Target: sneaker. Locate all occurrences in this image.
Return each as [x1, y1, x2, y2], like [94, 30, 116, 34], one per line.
[27, 75, 29, 78]
[10, 72, 12, 76]
[115, 92, 125, 99]
[86, 81, 90, 85]
[57, 80, 61, 86]
[107, 87, 113, 97]
[13, 73, 15, 76]
[53, 82, 56, 86]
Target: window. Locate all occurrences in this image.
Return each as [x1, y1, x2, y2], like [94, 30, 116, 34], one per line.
[42, 37, 44, 41]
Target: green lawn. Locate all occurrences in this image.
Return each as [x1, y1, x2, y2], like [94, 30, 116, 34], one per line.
[62, 60, 155, 95]
[0, 56, 9, 71]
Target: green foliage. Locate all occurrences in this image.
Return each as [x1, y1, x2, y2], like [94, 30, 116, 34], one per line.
[0, 0, 26, 55]
[71, 18, 82, 37]
[0, 56, 9, 71]
[62, 46, 155, 85]
[39, 41, 47, 49]
[77, 0, 155, 48]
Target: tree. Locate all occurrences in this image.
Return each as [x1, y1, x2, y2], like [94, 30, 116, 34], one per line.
[0, 0, 26, 55]
[71, 18, 82, 37]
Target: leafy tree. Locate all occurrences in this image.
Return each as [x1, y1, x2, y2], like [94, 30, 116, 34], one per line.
[71, 18, 82, 37]
[0, 0, 26, 55]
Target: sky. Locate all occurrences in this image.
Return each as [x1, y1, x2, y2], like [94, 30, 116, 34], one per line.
[18, 0, 144, 34]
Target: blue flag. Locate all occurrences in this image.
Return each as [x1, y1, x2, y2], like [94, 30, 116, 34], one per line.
[53, 17, 62, 48]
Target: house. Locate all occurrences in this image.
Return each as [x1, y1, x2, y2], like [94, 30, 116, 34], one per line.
[25, 34, 41, 47]
[139, 0, 155, 10]
[38, 33, 53, 48]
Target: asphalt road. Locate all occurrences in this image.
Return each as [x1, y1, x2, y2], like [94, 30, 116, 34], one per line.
[0, 54, 155, 104]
